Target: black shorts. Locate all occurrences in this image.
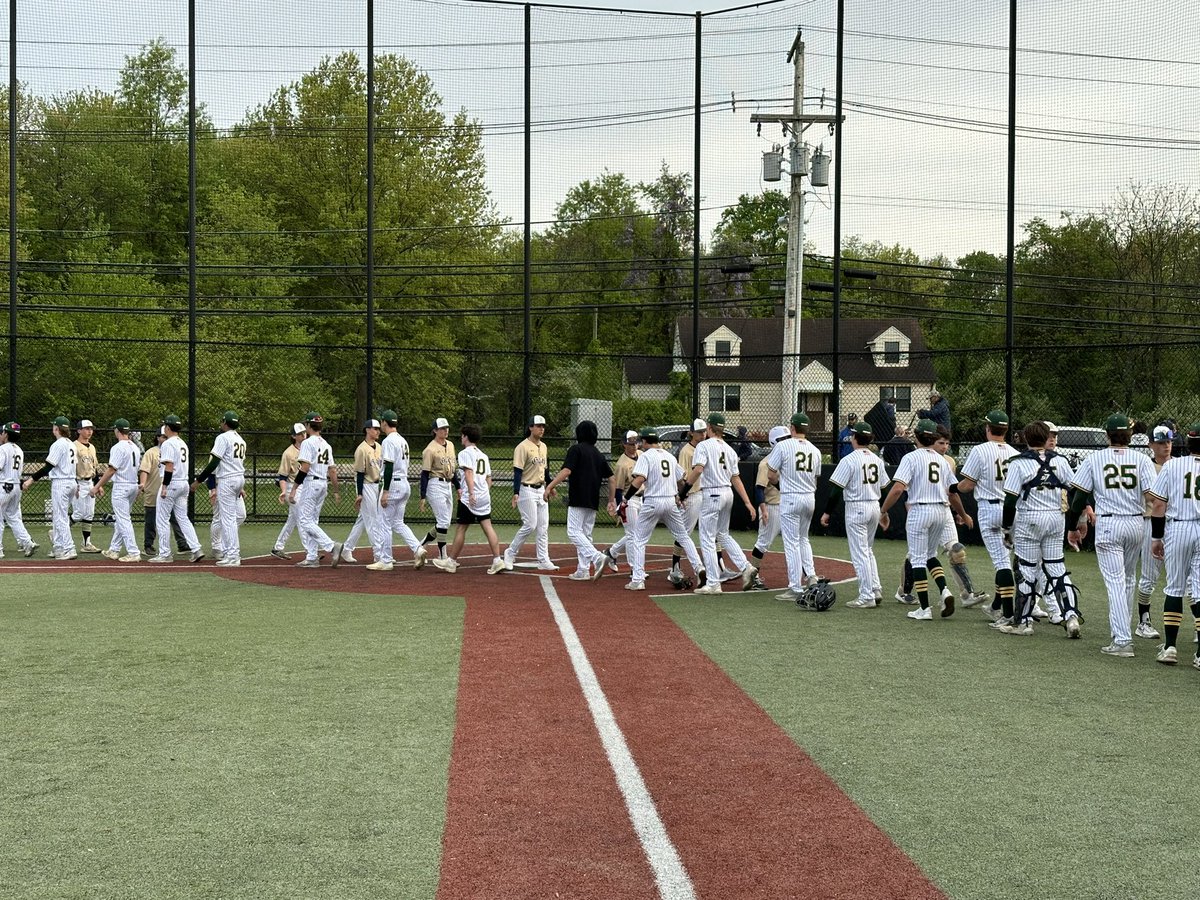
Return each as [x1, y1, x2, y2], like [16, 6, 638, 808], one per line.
[456, 500, 491, 526]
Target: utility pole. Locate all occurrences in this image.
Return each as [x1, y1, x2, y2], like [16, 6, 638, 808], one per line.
[751, 30, 840, 421]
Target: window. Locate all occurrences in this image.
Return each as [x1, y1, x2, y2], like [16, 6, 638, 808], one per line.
[884, 340, 901, 364]
[880, 386, 912, 412]
[709, 384, 741, 413]
[714, 340, 732, 360]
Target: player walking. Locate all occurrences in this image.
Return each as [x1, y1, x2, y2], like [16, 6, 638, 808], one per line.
[545, 419, 614, 581]
[1000, 421, 1079, 636]
[682, 413, 756, 595]
[148, 415, 205, 564]
[1132, 424, 1177, 639]
[0, 423, 37, 557]
[668, 419, 707, 586]
[602, 430, 643, 572]
[71, 419, 102, 553]
[765, 413, 820, 601]
[1066, 415, 1157, 657]
[374, 410, 428, 571]
[89, 418, 142, 561]
[140, 427, 188, 557]
[418, 417, 456, 562]
[620, 429, 705, 591]
[271, 423, 308, 559]
[820, 420, 884, 608]
[879, 419, 973, 620]
[432, 423, 507, 574]
[746, 425, 790, 590]
[340, 418, 383, 565]
[933, 426, 989, 609]
[1147, 423, 1200, 667]
[22, 415, 80, 559]
[503, 414, 555, 570]
[287, 412, 342, 568]
[192, 411, 248, 567]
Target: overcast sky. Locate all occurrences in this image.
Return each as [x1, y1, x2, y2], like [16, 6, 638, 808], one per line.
[6, 0, 1198, 261]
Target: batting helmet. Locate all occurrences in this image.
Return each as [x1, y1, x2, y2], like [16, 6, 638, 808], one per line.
[797, 579, 837, 611]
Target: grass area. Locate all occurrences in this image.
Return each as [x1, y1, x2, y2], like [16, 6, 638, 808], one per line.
[659, 534, 1200, 899]
[0, 573, 464, 900]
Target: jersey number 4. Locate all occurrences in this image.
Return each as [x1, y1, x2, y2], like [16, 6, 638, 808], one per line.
[316, 449, 330, 465]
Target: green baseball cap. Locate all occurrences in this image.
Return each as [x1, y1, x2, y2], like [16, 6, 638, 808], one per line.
[639, 428, 660, 443]
[984, 409, 1009, 426]
[706, 413, 726, 427]
[1187, 423, 1200, 439]
[222, 410, 240, 427]
[379, 409, 398, 426]
[790, 412, 810, 430]
[1104, 413, 1131, 431]
[852, 421, 874, 438]
[303, 411, 323, 424]
[52, 415, 70, 428]
[112, 418, 130, 430]
[914, 418, 939, 436]
[163, 414, 183, 428]
[3, 421, 20, 436]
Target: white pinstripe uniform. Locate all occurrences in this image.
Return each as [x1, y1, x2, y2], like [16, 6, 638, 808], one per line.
[1003, 450, 1075, 624]
[157, 434, 202, 559]
[104, 439, 142, 557]
[1138, 456, 1191, 602]
[960, 440, 1019, 571]
[380, 431, 423, 564]
[1071, 448, 1156, 644]
[208, 429, 247, 563]
[828, 446, 884, 602]
[766, 436, 820, 591]
[626, 447, 703, 585]
[753, 455, 782, 554]
[45, 435, 78, 557]
[0, 437, 35, 552]
[1149, 456, 1200, 600]
[692, 436, 750, 584]
[296, 433, 337, 562]
[891, 447, 957, 568]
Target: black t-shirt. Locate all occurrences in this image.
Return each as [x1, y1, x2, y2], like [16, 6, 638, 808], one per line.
[563, 443, 612, 509]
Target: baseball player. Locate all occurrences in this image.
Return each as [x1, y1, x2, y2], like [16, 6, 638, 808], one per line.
[90, 418, 143, 561]
[765, 413, 820, 601]
[681, 413, 756, 595]
[191, 411, 248, 567]
[340, 418, 383, 565]
[287, 412, 343, 568]
[1028, 422, 1074, 622]
[1147, 423, 1200, 667]
[619, 428, 705, 591]
[999, 421, 1080, 636]
[375, 410, 428, 571]
[601, 430, 643, 572]
[418, 417, 456, 562]
[955, 410, 1020, 622]
[139, 426, 189, 557]
[71, 418, 102, 553]
[22, 415, 79, 559]
[1132, 424, 1178, 639]
[148, 415, 205, 563]
[1065, 415, 1157, 657]
[933, 426, 990, 609]
[432, 423, 508, 575]
[820, 420, 884, 608]
[271, 423, 308, 559]
[545, 419, 613, 581]
[503, 414, 555, 570]
[878, 419, 973, 621]
[668, 418, 707, 586]
[0, 423, 37, 557]
[746, 425, 790, 590]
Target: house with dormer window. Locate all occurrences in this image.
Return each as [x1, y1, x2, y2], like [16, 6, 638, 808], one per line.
[623, 315, 937, 439]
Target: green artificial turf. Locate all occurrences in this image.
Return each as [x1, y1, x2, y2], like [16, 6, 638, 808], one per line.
[0, 573, 463, 900]
[660, 534, 1200, 900]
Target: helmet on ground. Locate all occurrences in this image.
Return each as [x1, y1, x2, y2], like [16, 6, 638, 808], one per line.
[797, 579, 837, 611]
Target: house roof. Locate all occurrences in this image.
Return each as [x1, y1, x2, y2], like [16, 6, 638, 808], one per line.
[624, 316, 937, 385]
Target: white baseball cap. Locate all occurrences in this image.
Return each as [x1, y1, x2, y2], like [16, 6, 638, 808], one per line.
[1152, 425, 1174, 442]
[291, 423, 306, 435]
[768, 425, 790, 447]
[1043, 421, 1059, 433]
[434, 417, 450, 430]
[364, 418, 381, 430]
[529, 414, 546, 427]
[622, 430, 639, 445]
[159, 425, 168, 437]
[691, 418, 707, 432]
[78, 419, 94, 429]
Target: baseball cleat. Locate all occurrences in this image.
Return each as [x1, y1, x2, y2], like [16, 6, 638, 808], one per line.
[365, 561, 394, 571]
[775, 589, 800, 601]
[940, 588, 955, 618]
[215, 557, 241, 567]
[101, 550, 120, 560]
[147, 555, 173, 564]
[431, 557, 459, 574]
[567, 571, 590, 581]
[748, 572, 768, 591]
[487, 557, 507, 575]
[23, 542, 38, 557]
[846, 598, 878, 609]
[270, 548, 289, 560]
[1134, 622, 1160, 640]
[118, 554, 141, 563]
[81, 541, 101, 554]
[1032, 600, 1050, 620]
[329, 543, 343, 568]
[982, 604, 1003, 622]
[624, 581, 646, 591]
[603, 549, 619, 572]
[694, 582, 722, 595]
[211, 551, 224, 562]
[590, 558, 607, 582]
[536, 560, 558, 571]
[718, 568, 741, 583]
[907, 607, 934, 621]
[962, 591, 990, 608]
[740, 567, 756, 591]
[895, 589, 916, 605]
[413, 546, 428, 569]
[189, 549, 206, 563]
[1064, 616, 1081, 639]
[1001, 621, 1034, 636]
[295, 559, 320, 568]
[1100, 641, 1134, 658]
[340, 547, 357, 564]
[1156, 645, 1178, 665]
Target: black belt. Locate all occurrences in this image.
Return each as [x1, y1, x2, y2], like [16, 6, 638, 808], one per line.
[522, 483, 544, 489]
[1172, 519, 1200, 523]
[1100, 513, 1140, 517]
[916, 501, 947, 505]
[431, 477, 450, 482]
[982, 499, 1002, 505]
